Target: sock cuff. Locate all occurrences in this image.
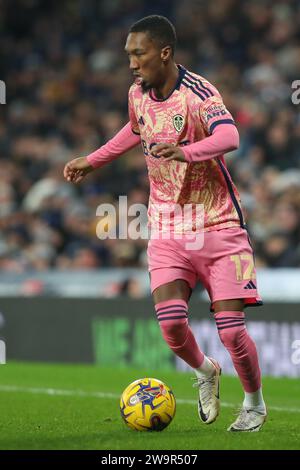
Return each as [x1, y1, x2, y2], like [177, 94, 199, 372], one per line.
[214, 311, 245, 332]
[155, 298, 188, 312]
[214, 310, 245, 320]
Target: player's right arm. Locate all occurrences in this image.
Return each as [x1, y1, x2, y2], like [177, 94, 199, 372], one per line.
[63, 155, 94, 184]
[63, 121, 141, 183]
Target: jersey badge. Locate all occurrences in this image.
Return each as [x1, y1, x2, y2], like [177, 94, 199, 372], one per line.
[173, 114, 184, 133]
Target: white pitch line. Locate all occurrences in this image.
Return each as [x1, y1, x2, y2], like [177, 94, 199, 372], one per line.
[0, 385, 299, 414]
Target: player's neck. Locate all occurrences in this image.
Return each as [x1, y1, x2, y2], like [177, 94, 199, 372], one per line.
[153, 63, 179, 100]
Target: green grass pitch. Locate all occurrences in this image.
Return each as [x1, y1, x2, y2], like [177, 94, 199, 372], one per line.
[0, 362, 299, 450]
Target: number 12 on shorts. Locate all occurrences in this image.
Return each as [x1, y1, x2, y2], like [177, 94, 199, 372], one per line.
[230, 254, 255, 281]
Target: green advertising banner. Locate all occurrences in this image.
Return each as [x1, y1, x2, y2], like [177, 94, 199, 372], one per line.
[92, 318, 173, 370]
[0, 297, 300, 376]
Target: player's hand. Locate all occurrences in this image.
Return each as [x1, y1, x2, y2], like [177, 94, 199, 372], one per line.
[63, 157, 94, 183]
[151, 144, 186, 162]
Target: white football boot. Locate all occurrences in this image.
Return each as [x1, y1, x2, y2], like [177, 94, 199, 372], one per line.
[193, 357, 221, 424]
[227, 408, 267, 432]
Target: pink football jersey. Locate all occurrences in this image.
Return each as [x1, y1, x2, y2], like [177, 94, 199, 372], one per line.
[128, 65, 245, 234]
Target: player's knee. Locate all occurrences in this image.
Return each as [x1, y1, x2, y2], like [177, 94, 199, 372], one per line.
[218, 326, 245, 349]
[159, 318, 188, 346]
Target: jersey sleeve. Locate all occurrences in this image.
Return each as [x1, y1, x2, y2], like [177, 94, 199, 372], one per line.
[199, 94, 235, 135]
[128, 87, 140, 135]
[86, 122, 141, 169]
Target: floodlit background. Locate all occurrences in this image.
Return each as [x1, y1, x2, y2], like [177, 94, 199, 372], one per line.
[0, 0, 300, 375]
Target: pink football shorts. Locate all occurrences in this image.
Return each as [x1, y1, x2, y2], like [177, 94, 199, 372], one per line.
[147, 227, 262, 310]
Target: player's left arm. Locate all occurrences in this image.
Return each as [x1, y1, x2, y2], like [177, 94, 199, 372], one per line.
[152, 124, 239, 162]
[152, 95, 239, 162]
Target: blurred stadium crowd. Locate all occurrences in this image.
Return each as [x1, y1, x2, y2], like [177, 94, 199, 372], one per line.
[1, 0, 300, 273]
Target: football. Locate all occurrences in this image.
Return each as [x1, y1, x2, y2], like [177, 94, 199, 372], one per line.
[120, 377, 176, 431]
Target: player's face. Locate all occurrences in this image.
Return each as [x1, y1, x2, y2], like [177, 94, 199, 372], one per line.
[125, 32, 166, 91]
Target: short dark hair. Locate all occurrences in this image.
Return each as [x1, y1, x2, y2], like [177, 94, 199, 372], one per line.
[129, 15, 176, 56]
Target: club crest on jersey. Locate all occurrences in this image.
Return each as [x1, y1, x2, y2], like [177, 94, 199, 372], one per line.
[173, 114, 184, 133]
